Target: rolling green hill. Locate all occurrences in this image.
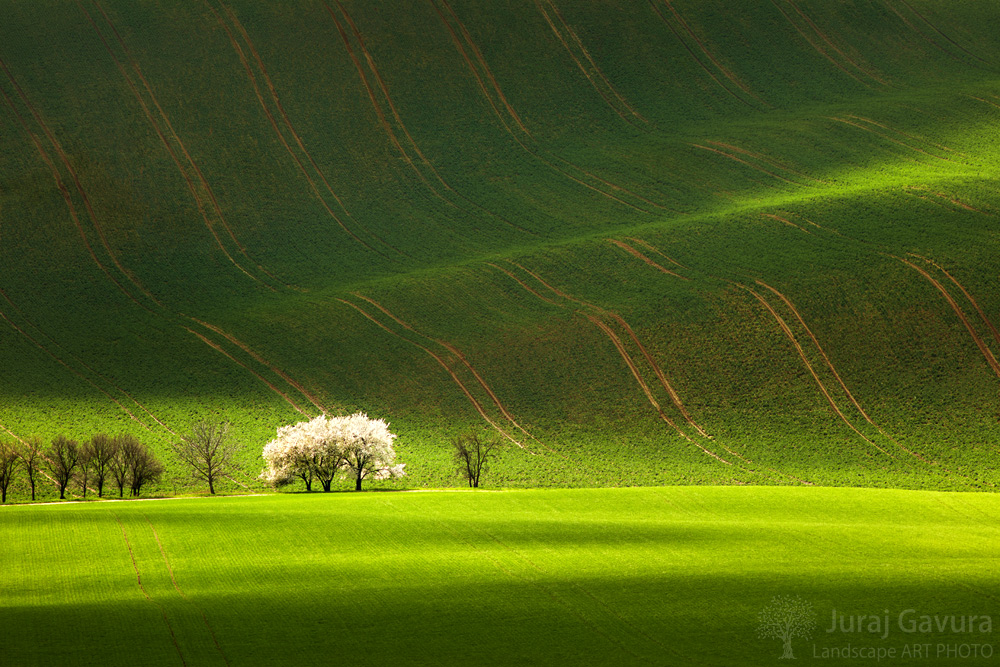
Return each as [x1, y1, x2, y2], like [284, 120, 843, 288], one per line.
[2, 0, 1000, 495]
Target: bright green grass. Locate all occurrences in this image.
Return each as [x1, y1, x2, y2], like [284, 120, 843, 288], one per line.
[2, 1, 1000, 494]
[2, 487, 998, 666]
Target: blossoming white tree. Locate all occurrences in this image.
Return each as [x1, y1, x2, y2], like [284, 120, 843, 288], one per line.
[261, 413, 404, 492]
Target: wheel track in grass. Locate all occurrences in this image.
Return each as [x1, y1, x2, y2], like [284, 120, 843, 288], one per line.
[607, 239, 688, 280]
[327, 2, 531, 235]
[903, 186, 984, 213]
[608, 241, 813, 484]
[706, 141, 828, 184]
[81, 0, 285, 291]
[146, 515, 231, 666]
[827, 117, 956, 163]
[430, 0, 662, 213]
[4, 51, 320, 424]
[908, 254, 1000, 348]
[766, 0, 870, 86]
[390, 500, 686, 666]
[492, 262, 744, 468]
[646, 0, 757, 108]
[205, 1, 396, 259]
[690, 143, 811, 187]
[113, 514, 188, 666]
[781, 0, 889, 85]
[740, 215, 993, 486]
[891, 0, 993, 66]
[335, 297, 528, 450]
[841, 115, 961, 157]
[534, 0, 647, 128]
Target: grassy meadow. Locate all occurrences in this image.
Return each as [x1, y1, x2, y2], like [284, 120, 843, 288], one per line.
[3, 487, 999, 665]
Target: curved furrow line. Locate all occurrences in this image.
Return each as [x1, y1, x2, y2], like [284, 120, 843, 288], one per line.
[782, 0, 889, 85]
[646, 0, 757, 107]
[737, 284, 899, 459]
[894, 0, 992, 65]
[349, 293, 536, 444]
[0, 75, 143, 308]
[691, 143, 810, 186]
[333, 2, 532, 235]
[762, 213, 812, 234]
[706, 141, 828, 183]
[433, 0, 531, 137]
[185, 317, 326, 414]
[219, 3, 405, 257]
[828, 117, 955, 163]
[113, 515, 188, 666]
[661, 0, 767, 104]
[78, 1, 268, 288]
[430, 1, 660, 213]
[608, 239, 688, 279]
[842, 115, 960, 156]
[497, 263, 737, 464]
[767, 0, 870, 86]
[184, 328, 309, 416]
[904, 187, 983, 213]
[147, 517, 231, 666]
[909, 254, 1000, 349]
[486, 263, 561, 305]
[92, 0, 291, 290]
[336, 298, 530, 450]
[623, 238, 690, 269]
[882, 0, 987, 70]
[0, 288, 176, 435]
[534, 0, 646, 128]
[205, 2, 389, 258]
[894, 256, 1000, 379]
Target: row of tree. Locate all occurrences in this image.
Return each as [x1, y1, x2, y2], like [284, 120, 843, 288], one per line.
[0, 433, 163, 503]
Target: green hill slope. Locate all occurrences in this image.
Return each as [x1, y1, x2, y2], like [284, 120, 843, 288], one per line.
[2, 0, 999, 494]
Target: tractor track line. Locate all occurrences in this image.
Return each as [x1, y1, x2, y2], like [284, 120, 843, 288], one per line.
[206, 2, 385, 257]
[904, 187, 982, 213]
[828, 117, 954, 162]
[706, 141, 826, 182]
[883, 0, 981, 69]
[762, 213, 811, 234]
[114, 515, 187, 666]
[647, 0, 756, 107]
[534, 0, 646, 127]
[624, 238, 690, 269]
[336, 298, 528, 450]
[661, 0, 765, 103]
[79, 1, 267, 288]
[842, 115, 959, 155]
[767, 0, 870, 86]
[184, 328, 309, 416]
[691, 143, 807, 186]
[349, 293, 535, 442]
[333, 2, 531, 234]
[739, 284, 898, 458]
[487, 263, 561, 305]
[146, 517, 231, 666]
[909, 254, 1000, 348]
[219, 3, 404, 255]
[608, 239, 688, 279]
[92, 0, 289, 290]
[434, 0, 530, 137]
[783, 0, 888, 85]
[430, 0, 660, 212]
[0, 62, 150, 309]
[895, 0, 992, 65]
[894, 256, 1000, 379]
[186, 317, 326, 413]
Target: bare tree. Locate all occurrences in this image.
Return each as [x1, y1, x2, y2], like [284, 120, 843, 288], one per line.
[110, 434, 139, 498]
[45, 435, 80, 500]
[21, 437, 42, 501]
[87, 433, 118, 498]
[128, 443, 164, 497]
[171, 421, 239, 495]
[76, 441, 94, 499]
[452, 431, 500, 488]
[0, 440, 20, 503]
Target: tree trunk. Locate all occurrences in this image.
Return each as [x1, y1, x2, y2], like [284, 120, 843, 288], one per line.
[208, 477, 215, 495]
[355, 475, 362, 491]
[781, 637, 795, 659]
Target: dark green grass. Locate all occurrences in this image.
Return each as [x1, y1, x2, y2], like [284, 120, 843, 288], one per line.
[1, 1, 1000, 495]
[2, 487, 998, 665]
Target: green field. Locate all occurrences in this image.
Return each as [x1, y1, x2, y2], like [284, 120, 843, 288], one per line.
[2, 487, 998, 665]
[1, 1, 1000, 494]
